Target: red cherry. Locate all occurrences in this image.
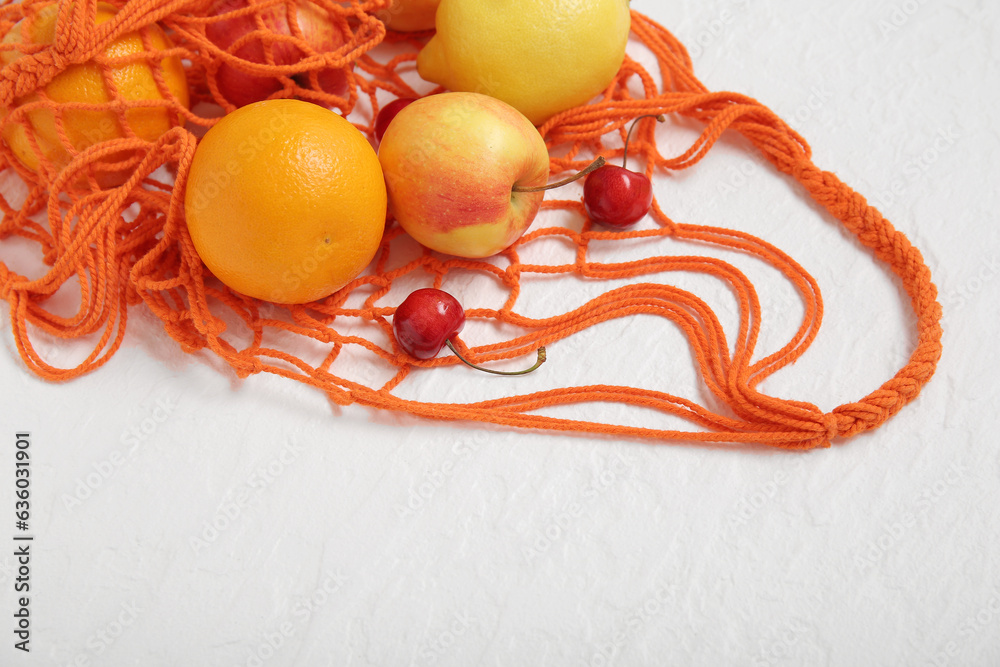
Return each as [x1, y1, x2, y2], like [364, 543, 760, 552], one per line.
[374, 97, 417, 143]
[583, 165, 654, 229]
[393, 288, 547, 374]
[583, 114, 665, 229]
[393, 288, 466, 360]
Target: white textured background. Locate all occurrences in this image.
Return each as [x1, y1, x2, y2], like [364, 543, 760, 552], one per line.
[2, 0, 999, 665]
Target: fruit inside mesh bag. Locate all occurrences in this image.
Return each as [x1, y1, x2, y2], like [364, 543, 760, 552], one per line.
[0, 1, 190, 185]
[202, 0, 354, 110]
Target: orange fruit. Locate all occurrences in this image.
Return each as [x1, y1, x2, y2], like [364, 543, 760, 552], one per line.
[184, 99, 387, 304]
[0, 2, 190, 180]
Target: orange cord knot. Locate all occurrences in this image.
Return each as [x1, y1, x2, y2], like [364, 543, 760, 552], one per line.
[326, 386, 353, 407]
[823, 412, 840, 443]
[0, 266, 17, 301]
[233, 355, 264, 379]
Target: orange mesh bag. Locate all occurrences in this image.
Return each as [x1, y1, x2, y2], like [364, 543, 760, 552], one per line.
[0, 1, 942, 449]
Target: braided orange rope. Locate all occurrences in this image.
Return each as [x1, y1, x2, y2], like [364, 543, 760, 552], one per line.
[0, 1, 942, 449]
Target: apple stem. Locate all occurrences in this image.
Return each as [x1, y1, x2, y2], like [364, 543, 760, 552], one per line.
[622, 114, 666, 169]
[511, 157, 606, 193]
[445, 340, 547, 376]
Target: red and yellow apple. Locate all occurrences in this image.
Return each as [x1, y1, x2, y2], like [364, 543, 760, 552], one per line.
[380, 0, 440, 32]
[206, 0, 350, 108]
[377, 92, 550, 258]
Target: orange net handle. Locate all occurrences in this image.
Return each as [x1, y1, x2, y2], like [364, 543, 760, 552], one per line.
[0, 3, 943, 450]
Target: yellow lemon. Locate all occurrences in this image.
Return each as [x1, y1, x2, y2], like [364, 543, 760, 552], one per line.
[416, 0, 631, 126]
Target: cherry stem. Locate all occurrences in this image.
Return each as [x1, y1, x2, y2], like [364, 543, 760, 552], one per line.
[512, 157, 606, 193]
[622, 114, 666, 169]
[445, 340, 547, 376]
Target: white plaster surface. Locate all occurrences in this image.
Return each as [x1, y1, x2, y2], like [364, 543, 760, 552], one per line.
[1, 1, 999, 665]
